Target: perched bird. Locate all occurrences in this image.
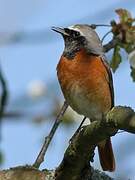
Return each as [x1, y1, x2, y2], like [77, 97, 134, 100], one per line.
[52, 24, 115, 171]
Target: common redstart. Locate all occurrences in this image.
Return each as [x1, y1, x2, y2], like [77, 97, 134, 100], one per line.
[52, 24, 115, 171]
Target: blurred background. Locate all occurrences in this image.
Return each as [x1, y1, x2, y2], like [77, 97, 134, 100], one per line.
[0, 0, 135, 179]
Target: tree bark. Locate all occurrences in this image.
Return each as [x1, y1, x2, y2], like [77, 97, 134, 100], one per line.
[55, 106, 135, 180]
[0, 166, 112, 180]
[0, 106, 135, 180]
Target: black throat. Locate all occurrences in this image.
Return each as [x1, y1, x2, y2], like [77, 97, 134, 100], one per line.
[63, 36, 86, 59]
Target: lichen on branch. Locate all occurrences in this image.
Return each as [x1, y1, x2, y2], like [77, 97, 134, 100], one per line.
[55, 106, 135, 180]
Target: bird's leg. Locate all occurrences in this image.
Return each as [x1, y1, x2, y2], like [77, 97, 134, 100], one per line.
[70, 116, 87, 143]
[33, 101, 68, 168]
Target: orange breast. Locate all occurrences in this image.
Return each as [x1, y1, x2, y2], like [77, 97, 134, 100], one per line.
[57, 49, 112, 121]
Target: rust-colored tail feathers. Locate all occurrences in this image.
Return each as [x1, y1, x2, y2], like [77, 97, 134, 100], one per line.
[98, 138, 115, 172]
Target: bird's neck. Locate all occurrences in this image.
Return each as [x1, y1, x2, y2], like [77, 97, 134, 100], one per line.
[62, 48, 100, 64]
[63, 43, 82, 59]
[63, 37, 85, 59]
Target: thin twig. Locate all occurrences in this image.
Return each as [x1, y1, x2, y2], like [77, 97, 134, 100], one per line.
[103, 38, 118, 53]
[0, 64, 8, 141]
[90, 24, 111, 29]
[101, 30, 112, 43]
[33, 101, 68, 168]
[103, 34, 123, 53]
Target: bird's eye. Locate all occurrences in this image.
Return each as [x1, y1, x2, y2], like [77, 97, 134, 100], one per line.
[64, 28, 80, 38]
[73, 31, 80, 37]
[64, 28, 71, 34]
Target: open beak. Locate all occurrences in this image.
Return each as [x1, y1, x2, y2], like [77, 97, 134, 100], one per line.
[51, 27, 69, 36]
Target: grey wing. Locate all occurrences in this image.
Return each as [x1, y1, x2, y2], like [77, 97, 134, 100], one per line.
[101, 56, 114, 108]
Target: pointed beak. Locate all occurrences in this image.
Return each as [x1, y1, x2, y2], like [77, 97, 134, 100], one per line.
[51, 27, 69, 36]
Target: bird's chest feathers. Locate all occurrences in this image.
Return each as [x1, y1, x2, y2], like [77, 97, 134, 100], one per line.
[67, 82, 99, 117]
[57, 52, 109, 119]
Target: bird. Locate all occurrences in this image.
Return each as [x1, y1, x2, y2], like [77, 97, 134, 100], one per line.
[52, 24, 115, 172]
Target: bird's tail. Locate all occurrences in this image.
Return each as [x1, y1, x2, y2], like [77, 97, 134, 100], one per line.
[98, 138, 115, 172]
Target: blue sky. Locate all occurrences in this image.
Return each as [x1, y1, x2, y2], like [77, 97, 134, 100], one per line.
[0, 0, 135, 179]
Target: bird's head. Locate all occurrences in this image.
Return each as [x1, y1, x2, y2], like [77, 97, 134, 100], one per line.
[52, 24, 104, 59]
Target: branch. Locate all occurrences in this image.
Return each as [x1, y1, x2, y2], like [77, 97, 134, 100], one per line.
[55, 106, 135, 180]
[103, 35, 122, 53]
[1, 106, 134, 179]
[0, 65, 8, 140]
[0, 166, 53, 180]
[33, 101, 68, 168]
[0, 166, 113, 180]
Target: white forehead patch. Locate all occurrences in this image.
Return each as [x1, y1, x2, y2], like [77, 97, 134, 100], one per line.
[68, 25, 85, 36]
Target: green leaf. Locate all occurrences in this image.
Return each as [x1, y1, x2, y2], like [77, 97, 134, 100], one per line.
[115, 9, 132, 23]
[110, 46, 122, 72]
[130, 67, 135, 81]
[122, 43, 134, 53]
[126, 27, 135, 43]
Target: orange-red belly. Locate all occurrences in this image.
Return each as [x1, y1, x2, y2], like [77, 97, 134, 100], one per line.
[57, 51, 112, 121]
